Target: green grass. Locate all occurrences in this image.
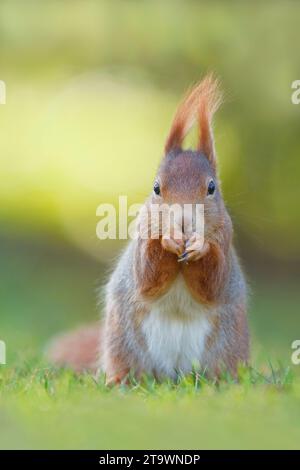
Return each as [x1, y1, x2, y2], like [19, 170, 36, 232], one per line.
[0, 360, 299, 449]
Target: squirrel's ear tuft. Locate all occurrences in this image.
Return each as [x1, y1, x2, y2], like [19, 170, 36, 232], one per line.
[164, 81, 204, 154]
[197, 73, 222, 168]
[164, 74, 222, 166]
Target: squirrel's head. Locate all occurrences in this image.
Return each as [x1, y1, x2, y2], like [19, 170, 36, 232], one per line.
[151, 74, 225, 239]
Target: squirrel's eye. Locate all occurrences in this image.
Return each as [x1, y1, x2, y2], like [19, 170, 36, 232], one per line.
[153, 181, 160, 195]
[207, 179, 215, 196]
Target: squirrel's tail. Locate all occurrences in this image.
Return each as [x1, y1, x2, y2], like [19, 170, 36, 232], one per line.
[46, 322, 101, 373]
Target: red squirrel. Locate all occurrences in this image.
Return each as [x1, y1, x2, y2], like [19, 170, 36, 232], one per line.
[48, 75, 249, 385]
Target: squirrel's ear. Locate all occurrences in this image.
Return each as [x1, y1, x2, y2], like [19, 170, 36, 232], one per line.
[164, 74, 222, 167]
[197, 74, 222, 169]
[164, 81, 207, 154]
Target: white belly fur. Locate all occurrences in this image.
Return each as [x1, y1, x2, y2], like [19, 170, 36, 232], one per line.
[142, 274, 212, 378]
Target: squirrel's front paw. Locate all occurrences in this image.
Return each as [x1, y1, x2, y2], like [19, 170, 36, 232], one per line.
[161, 231, 185, 256]
[178, 234, 210, 262]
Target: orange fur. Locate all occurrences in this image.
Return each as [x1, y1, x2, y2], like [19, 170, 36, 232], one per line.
[165, 73, 222, 158]
[197, 74, 222, 167]
[182, 214, 233, 305]
[182, 242, 227, 305]
[135, 238, 180, 299]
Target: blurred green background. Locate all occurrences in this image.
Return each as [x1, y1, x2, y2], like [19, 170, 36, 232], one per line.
[1, 0, 300, 361]
[0, 0, 300, 438]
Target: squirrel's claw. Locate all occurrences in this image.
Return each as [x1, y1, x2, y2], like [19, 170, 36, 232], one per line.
[177, 251, 188, 263]
[178, 236, 210, 262]
[161, 234, 185, 256]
